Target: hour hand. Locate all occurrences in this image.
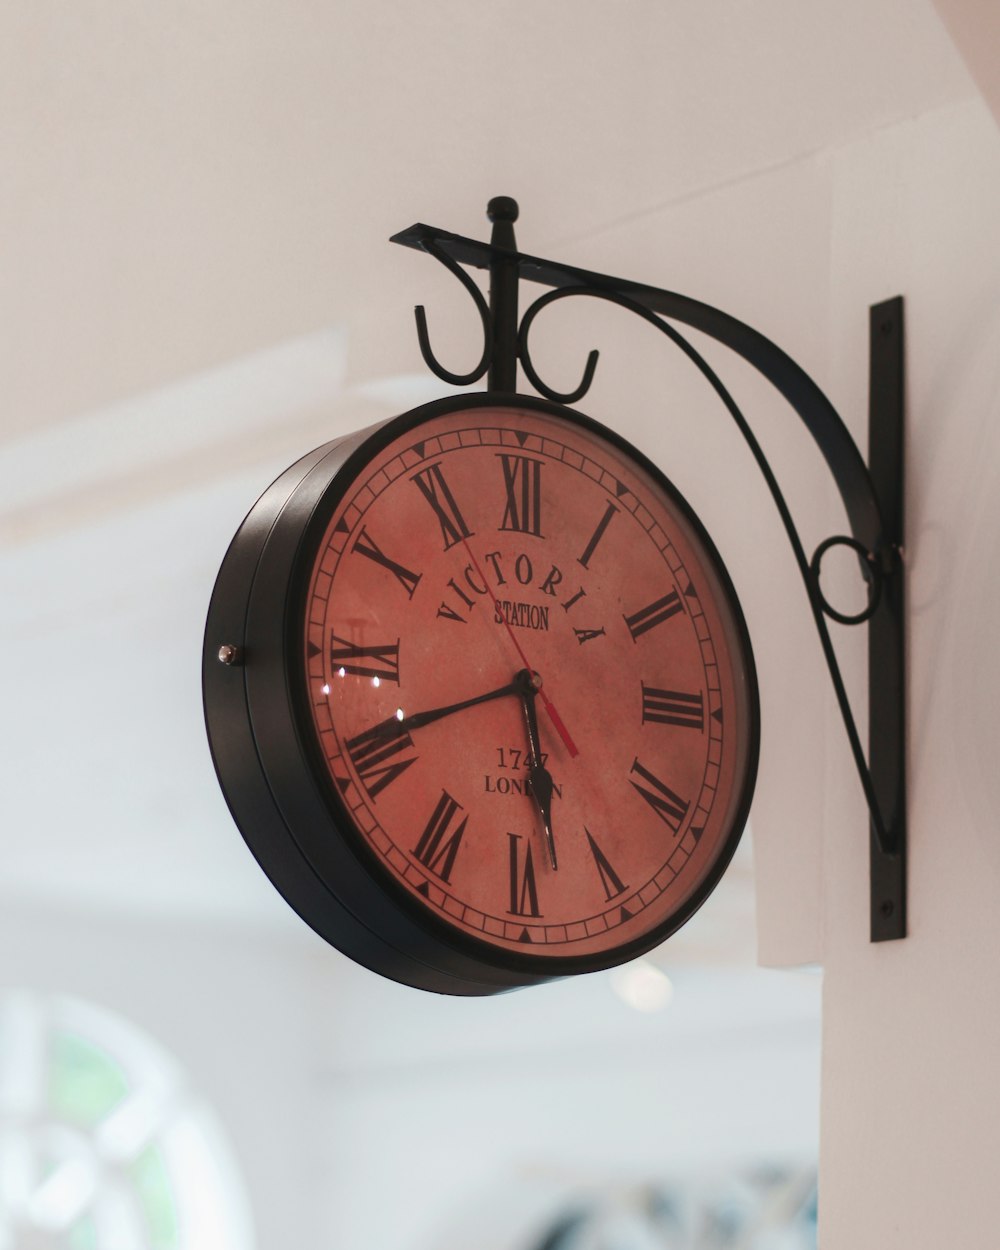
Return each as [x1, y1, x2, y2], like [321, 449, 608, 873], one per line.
[516, 670, 558, 870]
[528, 758, 557, 871]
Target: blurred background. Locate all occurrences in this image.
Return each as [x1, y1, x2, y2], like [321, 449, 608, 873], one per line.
[2, 3, 998, 1248]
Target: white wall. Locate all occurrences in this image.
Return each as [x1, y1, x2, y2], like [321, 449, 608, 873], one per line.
[820, 100, 1000, 1249]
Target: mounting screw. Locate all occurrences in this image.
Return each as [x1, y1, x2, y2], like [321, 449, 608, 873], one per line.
[218, 644, 243, 667]
[879, 900, 895, 919]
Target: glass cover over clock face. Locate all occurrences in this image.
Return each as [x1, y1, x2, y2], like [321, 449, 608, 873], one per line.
[301, 403, 756, 963]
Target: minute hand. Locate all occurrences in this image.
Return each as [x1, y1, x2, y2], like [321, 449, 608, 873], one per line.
[368, 678, 523, 741]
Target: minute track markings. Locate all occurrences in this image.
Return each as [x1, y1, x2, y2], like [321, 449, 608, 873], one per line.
[310, 421, 731, 948]
[334, 430, 704, 648]
[328, 427, 688, 570]
[349, 829, 695, 946]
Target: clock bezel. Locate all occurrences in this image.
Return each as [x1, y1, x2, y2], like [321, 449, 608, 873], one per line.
[281, 395, 760, 980]
[207, 392, 760, 995]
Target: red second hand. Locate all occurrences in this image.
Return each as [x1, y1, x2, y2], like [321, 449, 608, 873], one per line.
[461, 538, 580, 759]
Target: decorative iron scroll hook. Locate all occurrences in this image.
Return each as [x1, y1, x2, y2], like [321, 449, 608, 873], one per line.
[518, 287, 601, 404]
[414, 239, 493, 386]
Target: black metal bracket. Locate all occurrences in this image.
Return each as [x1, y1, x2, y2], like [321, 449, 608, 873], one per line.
[391, 198, 906, 942]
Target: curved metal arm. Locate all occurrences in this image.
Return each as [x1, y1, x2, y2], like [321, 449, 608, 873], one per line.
[519, 283, 893, 856]
[522, 283, 893, 558]
[413, 239, 493, 386]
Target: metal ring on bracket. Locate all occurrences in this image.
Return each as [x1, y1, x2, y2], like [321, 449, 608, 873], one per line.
[810, 535, 883, 626]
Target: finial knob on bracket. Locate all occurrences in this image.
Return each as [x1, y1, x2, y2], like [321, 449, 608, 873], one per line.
[487, 196, 519, 223]
[487, 196, 519, 260]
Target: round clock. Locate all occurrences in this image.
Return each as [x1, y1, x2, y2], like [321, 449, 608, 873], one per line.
[203, 394, 759, 995]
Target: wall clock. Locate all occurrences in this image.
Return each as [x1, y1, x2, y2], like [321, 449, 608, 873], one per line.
[203, 393, 759, 995]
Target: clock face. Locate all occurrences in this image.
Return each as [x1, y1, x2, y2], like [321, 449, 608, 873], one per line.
[297, 400, 757, 966]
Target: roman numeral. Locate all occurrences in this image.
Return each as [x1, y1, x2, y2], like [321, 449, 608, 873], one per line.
[498, 454, 544, 537]
[436, 602, 466, 624]
[413, 790, 467, 884]
[623, 590, 684, 641]
[352, 527, 422, 600]
[507, 833, 541, 917]
[629, 758, 689, 835]
[585, 828, 628, 901]
[641, 684, 705, 730]
[574, 626, 606, 646]
[345, 724, 417, 799]
[578, 501, 618, 568]
[412, 463, 472, 551]
[329, 635, 400, 684]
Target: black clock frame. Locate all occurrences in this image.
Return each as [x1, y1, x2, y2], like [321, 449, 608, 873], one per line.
[391, 198, 906, 943]
[203, 393, 760, 996]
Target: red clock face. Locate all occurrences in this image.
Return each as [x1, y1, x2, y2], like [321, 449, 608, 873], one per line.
[301, 401, 756, 965]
